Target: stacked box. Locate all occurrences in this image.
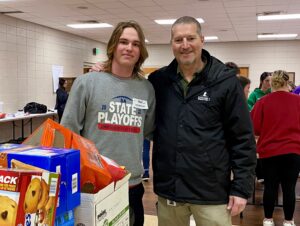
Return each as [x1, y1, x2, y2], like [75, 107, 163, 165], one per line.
[0, 144, 80, 216]
[0, 168, 60, 226]
[0, 143, 34, 168]
[55, 209, 75, 226]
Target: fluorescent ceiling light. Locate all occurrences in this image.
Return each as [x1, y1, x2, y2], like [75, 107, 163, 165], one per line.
[204, 36, 218, 41]
[67, 23, 112, 28]
[154, 19, 175, 25]
[155, 18, 204, 25]
[257, 34, 298, 39]
[145, 39, 149, 43]
[258, 14, 300, 21]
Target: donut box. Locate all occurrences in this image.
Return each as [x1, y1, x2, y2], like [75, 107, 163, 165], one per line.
[0, 168, 60, 226]
[0, 144, 81, 216]
[0, 144, 35, 168]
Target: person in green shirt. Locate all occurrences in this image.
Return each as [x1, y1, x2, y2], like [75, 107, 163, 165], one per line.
[247, 72, 271, 111]
[248, 71, 272, 185]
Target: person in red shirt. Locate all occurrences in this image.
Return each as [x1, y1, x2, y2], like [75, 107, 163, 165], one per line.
[251, 70, 300, 226]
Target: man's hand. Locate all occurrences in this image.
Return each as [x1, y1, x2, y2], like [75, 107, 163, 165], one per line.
[89, 62, 104, 72]
[227, 195, 247, 216]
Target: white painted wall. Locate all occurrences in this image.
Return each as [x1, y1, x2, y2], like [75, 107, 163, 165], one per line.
[0, 14, 106, 114]
[145, 41, 300, 91]
[0, 14, 106, 142]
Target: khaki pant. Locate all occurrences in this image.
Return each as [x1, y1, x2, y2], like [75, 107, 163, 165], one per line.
[157, 196, 232, 226]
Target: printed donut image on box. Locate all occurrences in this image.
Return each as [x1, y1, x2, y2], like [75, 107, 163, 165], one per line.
[0, 168, 60, 226]
[23, 177, 55, 225]
[37, 179, 49, 210]
[24, 177, 43, 213]
[0, 195, 17, 226]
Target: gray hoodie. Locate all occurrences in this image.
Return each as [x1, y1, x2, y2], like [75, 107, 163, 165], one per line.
[61, 72, 156, 186]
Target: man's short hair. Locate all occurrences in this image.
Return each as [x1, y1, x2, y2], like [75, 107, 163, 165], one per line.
[171, 16, 202, 39]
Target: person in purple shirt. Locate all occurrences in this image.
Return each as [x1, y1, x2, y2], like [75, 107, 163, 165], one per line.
[292, 85, 300, 95]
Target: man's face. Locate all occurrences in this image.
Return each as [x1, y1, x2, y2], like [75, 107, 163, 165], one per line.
[171, 23, 204, 66]
[113, 27, 141, 69]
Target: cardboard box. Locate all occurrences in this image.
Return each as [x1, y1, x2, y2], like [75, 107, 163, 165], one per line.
[0, 168, 60, 226]
[0, 144, 34, 168]
[39, 147, 81, 214]
[0, 145, 80, 216]
[74, 173, 130, 226]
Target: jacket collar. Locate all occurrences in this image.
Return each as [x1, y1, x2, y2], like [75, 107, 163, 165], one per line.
[166, 49, 210, 80]
[166, 49, 235, 86]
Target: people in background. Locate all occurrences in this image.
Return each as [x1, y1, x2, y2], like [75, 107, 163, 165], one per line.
[238, 76, 251, 98]
[61, 21, 156, 226]
[225, 61, 251, 98]
[55, 78, 68, 122]
[148, 16, 256, 226]
[288, 81, 296, 92]
[247, 71, 271, 184]
[225, 61, 240, 75]
[251, 70, 300, 226]
[292, 85, 300, 95]
[142, 139, 150, 181]
[247, 72, 271, 111]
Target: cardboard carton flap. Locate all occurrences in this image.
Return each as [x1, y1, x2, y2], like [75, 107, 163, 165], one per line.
[80, 173, 131, 205]
[81, 182, 114, 205]
[115, 173, 131, 190]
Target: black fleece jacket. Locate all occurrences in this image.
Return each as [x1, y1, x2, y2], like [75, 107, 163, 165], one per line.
[148, 49, 256, 204]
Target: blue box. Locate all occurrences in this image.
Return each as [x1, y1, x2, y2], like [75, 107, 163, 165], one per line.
[55, 209, 75, 226]
[43, 147, 81, 212]
[5, 146, 80, 216]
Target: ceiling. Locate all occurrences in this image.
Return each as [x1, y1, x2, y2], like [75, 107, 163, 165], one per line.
[0, 0, 299, 44]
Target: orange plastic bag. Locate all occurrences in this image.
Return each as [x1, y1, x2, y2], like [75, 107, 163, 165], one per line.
[23, 118, 112, 193]
[100, 155, 127, 183]
[72, 133, 112, 193]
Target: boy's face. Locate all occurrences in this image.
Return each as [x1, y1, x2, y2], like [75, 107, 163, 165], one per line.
[113, 27, 141, 69]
